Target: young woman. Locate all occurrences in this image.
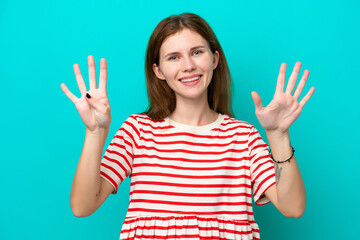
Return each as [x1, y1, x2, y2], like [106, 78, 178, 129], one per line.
[61, 13, 315, 240]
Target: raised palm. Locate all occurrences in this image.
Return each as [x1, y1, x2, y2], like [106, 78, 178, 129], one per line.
[61, 56, 111, 132]
[251, 62, 315, 134]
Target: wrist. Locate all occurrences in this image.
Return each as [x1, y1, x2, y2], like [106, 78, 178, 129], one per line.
[86, 127, 109, 138]
[265, 129, 290, 142]
[265, 130, 292, 156]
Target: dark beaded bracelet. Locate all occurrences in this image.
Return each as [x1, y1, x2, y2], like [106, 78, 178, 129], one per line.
[270, 146, 295, 164]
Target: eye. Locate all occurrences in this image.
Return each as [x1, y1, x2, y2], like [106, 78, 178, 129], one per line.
[193, 50, 202, 55]
[168, 56, 178, 61]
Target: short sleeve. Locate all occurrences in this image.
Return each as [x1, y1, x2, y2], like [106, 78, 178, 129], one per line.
[100, 115, 140, 194]
[248, 126, 276, 205]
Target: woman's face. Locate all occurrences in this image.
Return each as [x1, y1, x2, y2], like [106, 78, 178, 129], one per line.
[153, 28, 219, 103]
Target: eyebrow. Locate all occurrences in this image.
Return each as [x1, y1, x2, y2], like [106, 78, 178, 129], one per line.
[163, 45, 206, 58]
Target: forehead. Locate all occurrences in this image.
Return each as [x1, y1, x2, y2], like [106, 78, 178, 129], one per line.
[160, 28, 209, 55]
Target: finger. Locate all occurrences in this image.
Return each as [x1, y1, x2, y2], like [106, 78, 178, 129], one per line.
[60, 83, 78, 104]
[85, 93, 108, 114]
[99, 58, 107, 93]
[88, 55, 97, 90]
[251, 91, 264, 112]
[293, 69, 309, 100]
[275, 63, 287, 94]
[285, 62, 302, 95]
[299, 87, 315, 107]
[73, 63, 87, 95]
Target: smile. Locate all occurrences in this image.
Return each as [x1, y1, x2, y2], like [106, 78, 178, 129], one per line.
[179, 75, 202, 83]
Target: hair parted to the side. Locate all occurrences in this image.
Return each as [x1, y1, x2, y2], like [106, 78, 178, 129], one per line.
[144, 13, 234, 120]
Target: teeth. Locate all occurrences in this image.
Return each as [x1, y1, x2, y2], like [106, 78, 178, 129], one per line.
[180, 76, 200, 82]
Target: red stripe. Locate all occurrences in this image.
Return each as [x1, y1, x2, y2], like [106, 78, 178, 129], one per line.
[130, 172, 251, 180]
[104, 150, 132, 171]
[223, 117, 245, 122]
[253, 165, 274, 184]
[124, 215, 257, 225]
[102, 155, 131, 174]
[100, 171, 118, 193]
[140, 129, 249, 139]
[126, 208, 254, 216]
[211, 125, 252, 132]
[108, 142, 133, 159]
[120, 220, 260, 239]
[134, 154, 250, 163]
[129, 199, 252, 207]
[123, 119, 140, 138]
[122, 127, 137, 144]
[252, 159, 273, 175]
[120, 225, 256, 239]
[121, 224, 255, 235]
[138, 120, 174, 130]
[130, 181, 252, 189]
[249, 129, 258, 137]
[132, 163, 250, 171]
[250, 153, 271, 163]
[252, 144, 268, 151]
[220, 121, 246, 126]
[113, 135, 133, 148]
[119, 232, 255, 240]
[253, 173, 276, 197]
[136, 144, 248, 155]
[248, 137, 263, 149]
[100, 162, 125, 182]
[129, 190, 252, 198]
[140, 136, 247, 147]
[131, 114, 165, 123]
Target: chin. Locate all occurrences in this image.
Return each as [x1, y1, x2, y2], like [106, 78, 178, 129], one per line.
[177, 91, 208, 101]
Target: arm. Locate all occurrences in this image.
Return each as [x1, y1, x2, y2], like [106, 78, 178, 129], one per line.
[251, 62, 315, 218]
[264, 131, 306, 218]
[61, 56, 114, 217]
[70, 128, 112, 217]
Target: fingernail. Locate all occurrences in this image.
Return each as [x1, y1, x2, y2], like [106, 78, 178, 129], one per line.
[86, 93, 91, 99]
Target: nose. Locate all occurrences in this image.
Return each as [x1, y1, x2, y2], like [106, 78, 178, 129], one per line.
[181, 56, 196, 72]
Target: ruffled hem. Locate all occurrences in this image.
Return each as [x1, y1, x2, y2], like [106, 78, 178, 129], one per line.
[119, 215, 260, 240]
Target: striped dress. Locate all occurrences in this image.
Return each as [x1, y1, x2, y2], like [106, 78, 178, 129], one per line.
[100, 113, 276, 240]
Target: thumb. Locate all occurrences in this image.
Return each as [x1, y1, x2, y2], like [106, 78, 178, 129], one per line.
[251, 91, 263, 111]
[85, 93, 108, 114]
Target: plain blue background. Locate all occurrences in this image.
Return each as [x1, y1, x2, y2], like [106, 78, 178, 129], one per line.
[1, 0, 359, 239]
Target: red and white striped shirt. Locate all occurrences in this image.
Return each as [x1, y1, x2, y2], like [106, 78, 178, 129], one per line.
[100, 113, 276, 240]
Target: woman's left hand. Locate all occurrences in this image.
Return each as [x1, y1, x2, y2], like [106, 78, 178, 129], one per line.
[251, 62, 315, 134]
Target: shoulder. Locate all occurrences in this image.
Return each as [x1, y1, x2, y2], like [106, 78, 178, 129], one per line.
[128, 113, 165, 123]
[124, 113, 171, 131]
[221, 114, 255, 132]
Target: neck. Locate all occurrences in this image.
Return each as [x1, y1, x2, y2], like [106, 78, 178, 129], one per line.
[170, 94, 218, 126]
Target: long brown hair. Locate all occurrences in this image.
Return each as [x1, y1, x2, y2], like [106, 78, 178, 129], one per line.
[144, 13, 234, 120]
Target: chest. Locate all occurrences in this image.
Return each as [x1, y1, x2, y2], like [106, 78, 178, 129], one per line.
[131, 131, 251, 182]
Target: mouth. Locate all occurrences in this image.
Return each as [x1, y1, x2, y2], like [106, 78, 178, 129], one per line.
[179, 75, 202, 85]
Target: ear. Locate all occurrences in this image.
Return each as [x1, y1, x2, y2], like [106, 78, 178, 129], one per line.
[213, 50, 220, 70]
[153, 63, 166, 80]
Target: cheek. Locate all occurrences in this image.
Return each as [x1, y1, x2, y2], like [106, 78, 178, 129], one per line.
[198, 56, 215, 71]
[161, 63, 179, 79]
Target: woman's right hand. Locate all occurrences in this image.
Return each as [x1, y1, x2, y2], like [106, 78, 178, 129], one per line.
[61, 55, 111, 132]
